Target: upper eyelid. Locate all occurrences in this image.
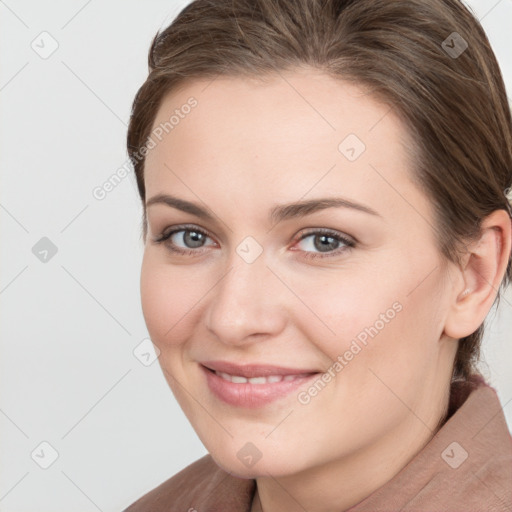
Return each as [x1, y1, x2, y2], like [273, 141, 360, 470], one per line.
[163, 225, 214, 239]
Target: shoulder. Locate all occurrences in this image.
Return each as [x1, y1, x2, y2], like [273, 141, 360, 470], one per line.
[122, 454, 256, 512]
[349, 377, 512, 511]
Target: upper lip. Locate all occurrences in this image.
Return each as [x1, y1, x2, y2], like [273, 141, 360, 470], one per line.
[201, 360, 320, 378]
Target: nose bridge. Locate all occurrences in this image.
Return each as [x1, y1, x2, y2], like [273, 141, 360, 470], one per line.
[205, 239, 285, 344]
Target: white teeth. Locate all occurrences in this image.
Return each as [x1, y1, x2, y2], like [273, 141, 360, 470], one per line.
[215, 371, 293, 384]
[248, 376, 267, 384]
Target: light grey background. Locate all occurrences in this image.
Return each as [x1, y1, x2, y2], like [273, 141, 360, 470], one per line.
[1, 1, 511, 511]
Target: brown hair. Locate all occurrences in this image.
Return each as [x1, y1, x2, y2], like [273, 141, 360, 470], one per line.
[127, 0, 512, 381]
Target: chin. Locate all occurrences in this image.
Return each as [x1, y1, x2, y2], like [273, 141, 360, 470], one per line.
[208, 452, 258, 478]
[209, 447, 305, 480]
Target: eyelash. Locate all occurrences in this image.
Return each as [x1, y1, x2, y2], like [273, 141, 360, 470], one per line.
[153, 224, 356, 260]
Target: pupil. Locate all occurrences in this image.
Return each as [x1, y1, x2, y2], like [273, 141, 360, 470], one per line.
[315, 235, 338, 252]
[185, 231, 204, 248]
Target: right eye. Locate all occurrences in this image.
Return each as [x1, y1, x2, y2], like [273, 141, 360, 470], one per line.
[154, 225, 217, 256]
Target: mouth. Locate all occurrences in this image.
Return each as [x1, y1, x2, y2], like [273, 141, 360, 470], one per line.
[211, 370, 312, 384]
[200, 361, 321, 408]
[201, 360, 320, 378]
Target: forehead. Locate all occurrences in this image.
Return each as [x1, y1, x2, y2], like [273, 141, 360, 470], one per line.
[143, 69, 429, 227]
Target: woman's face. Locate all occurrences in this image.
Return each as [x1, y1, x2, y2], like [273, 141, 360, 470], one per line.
[140, 69, 458, 478]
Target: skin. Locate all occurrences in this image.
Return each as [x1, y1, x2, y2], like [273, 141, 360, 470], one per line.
[139, 67, 511, 512]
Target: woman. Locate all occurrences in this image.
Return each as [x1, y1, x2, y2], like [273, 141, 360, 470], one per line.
[123, 0, 512, 510]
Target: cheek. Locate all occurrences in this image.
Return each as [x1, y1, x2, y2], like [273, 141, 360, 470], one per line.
[140, 252, 221, 354]
[300, 265, 436, 380]
[140, 253, 192, 347]
[294, 271, 397, 358]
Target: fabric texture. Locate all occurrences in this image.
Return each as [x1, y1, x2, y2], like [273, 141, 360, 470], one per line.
[123, 375, 512, 511]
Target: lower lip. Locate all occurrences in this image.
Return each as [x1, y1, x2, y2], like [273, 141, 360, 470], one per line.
[201, 365, 319, 408]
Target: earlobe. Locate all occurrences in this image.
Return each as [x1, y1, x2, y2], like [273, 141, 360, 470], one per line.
[443, 210, 512, 340]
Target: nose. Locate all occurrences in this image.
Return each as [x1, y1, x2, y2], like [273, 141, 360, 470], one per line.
[204, 246, 287, 347]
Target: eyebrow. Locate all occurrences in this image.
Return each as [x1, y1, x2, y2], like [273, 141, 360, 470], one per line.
[145, 193, 382, 224]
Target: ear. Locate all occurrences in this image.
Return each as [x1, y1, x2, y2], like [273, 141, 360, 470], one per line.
[443, 209, 512, 340]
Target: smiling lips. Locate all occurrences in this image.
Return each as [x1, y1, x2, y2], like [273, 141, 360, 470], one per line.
[201, 360, 320, 408]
